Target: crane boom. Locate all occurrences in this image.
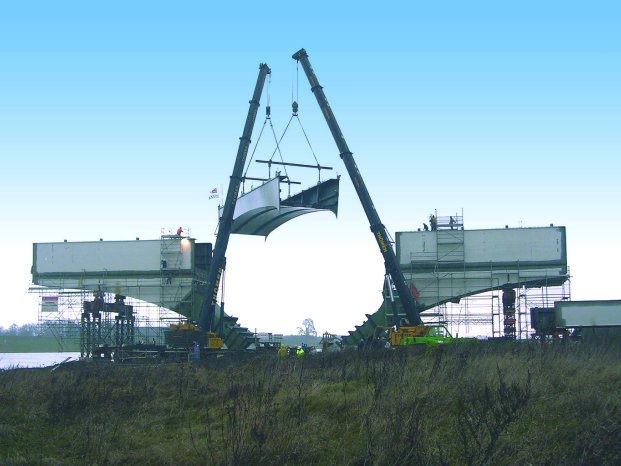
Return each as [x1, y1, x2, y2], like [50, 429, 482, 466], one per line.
[292, 48, 422, 326]
[198, 63, 271, 331]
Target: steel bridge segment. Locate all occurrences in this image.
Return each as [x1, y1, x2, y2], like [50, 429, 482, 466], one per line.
[32, 238, 257, 350]
[223, 176, 339, 237]
[341, 275, 570, 346]
[342, 226, 569, 345]
[281, 177, 339, 213]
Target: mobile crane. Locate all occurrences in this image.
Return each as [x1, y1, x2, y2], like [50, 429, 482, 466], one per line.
[197, 51, 423, 348]
[292, 48, 423, 328]
[197, 63, 272, 336]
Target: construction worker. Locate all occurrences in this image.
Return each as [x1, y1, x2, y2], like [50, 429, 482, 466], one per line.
[296, 346, 305, 357]
[277, 344, 287, 357]
[190, 341, 200, 362]
[176, 226, 183, 236]
[430, 214, 437, 231]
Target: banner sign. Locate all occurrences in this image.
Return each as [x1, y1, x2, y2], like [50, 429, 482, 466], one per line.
[41, 296, 59, 313]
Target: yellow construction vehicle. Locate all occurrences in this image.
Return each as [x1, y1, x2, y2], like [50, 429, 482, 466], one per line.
[374, 324, 477, 348]
[165, 323, 223, 350]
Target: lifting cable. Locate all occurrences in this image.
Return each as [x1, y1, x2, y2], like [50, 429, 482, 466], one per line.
[293, 58, 322, 180]
[268, 60, 324, 183]
[292, 58, 323, 182]
[293, 111, 321, 181]
[243, 119, 268, 192]
[267, 112, 290, 184]
[245, 63, 328, 196]
[243, 72, 293, 193]
[243, 73, 273, 193]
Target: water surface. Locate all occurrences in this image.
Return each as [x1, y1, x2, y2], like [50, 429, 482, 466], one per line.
[0, 352, 80, 370]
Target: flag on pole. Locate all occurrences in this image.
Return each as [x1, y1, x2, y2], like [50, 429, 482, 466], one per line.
[209, 187, 220, 200]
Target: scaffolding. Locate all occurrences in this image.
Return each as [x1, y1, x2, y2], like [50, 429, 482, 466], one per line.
[494, 278, 571, 340]
[399, 214, 571, 339]
[423, 292, 497, 338]
[31, 229, 198, 355]
[32, 285, 182, 354]
[417, 277, 571, 339]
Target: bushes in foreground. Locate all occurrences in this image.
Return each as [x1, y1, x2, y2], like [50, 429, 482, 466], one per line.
[0, 340, 620, 465]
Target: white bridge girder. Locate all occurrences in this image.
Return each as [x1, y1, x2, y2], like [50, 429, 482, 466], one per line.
[344, 225, 570, 344]
[32, 238, 197, 316]
[394, 225, 568, 318]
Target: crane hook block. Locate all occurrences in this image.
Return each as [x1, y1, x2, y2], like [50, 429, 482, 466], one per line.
[266, 105, 271, 117]
[292, 101, 298, 114]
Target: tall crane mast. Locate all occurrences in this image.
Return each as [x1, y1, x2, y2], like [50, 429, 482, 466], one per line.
[292, 48, 422, 326]
[198, 63, 271, 332]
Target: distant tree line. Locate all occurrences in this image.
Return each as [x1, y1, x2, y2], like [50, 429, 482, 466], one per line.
[0, 323, 40, 336]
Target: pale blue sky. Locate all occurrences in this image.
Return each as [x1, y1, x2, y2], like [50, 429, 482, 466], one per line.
[1, 1, 619, 334]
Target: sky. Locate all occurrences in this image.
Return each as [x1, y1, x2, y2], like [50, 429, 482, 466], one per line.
[1, 1, 619, 336]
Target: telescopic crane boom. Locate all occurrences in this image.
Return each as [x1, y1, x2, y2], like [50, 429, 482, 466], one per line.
[292, 48, 422, 326]
[198, 63, 271, 332]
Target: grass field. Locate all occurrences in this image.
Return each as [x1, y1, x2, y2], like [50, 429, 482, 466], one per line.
[0, 338, 619, 465]
[0, 335, 79, 353]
